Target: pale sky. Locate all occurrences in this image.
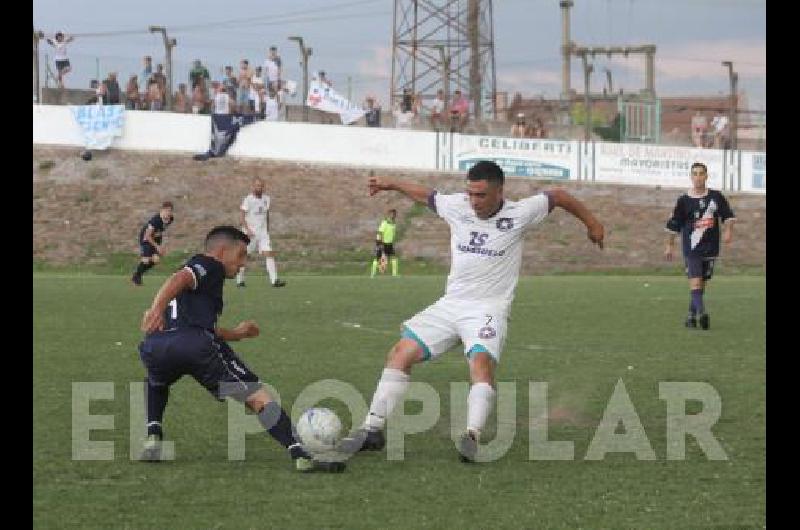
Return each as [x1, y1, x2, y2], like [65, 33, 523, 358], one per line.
[33, 0, 766, 109]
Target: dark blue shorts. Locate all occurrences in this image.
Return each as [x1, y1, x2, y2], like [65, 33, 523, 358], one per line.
[140, 242, 159, 258]
[685, 256, 715, 280]
[139, 327, 262, 402]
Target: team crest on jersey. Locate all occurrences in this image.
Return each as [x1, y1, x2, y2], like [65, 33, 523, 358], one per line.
[496, 218, 514, 231]
[193, 263, 207, 278]
[478, 326, 497, 339]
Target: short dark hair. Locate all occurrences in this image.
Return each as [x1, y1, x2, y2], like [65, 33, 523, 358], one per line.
[270, 46, 277, 51]
[691, 162, 708, 174]
[55, 32, 64, 40]
[467, 161, 504, 185]
[161, 201, 174, 209]
[205, 226, 250, 250]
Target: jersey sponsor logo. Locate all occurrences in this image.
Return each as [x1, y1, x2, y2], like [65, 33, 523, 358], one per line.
[496, 217, 514, 231]
[693, 218, 714, 229]
[469, 232, 489, 247]
[456, 243, 505, 257]
[478, 326, 497, 339]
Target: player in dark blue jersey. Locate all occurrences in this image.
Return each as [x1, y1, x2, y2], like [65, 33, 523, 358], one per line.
[665, 162, 736, 330]
[137, 225, 344, 472]
[131, 201, 174, 286]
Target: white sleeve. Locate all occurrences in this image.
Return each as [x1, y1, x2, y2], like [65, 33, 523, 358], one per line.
[518, 193, 551, 229]
[430, 192, 465, 223]
[240, 196, 249, 211]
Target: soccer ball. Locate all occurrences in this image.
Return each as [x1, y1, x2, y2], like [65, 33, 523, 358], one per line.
[296, 407, 343, 453]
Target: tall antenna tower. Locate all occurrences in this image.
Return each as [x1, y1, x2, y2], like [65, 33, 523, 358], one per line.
[390, 0, 497, 121]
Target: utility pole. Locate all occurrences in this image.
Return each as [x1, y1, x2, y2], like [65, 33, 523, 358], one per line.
[580, 52, 593, 141]
[289, 36, 312, 122]
[722, 61, 738, 149]
[33, 27, 44, 103]
[437, 45, 451, 109]
[149, 26, 177, 110]
[605, 68, 613, 95]
[468, 0, 481, 122]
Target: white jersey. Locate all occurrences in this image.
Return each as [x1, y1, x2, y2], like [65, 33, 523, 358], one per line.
[432, 191, 551, 309]
[241, 193, 271, 232]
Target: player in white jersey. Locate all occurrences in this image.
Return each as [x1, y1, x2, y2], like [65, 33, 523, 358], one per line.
[341, 161, 604, 462]
[236, 177, 286, 287]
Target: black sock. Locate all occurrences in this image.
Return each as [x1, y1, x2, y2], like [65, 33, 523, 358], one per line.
[691, 289, 705, 315]
[145, 379, 169, 438]
[257, 401, 300, 453]
[135, 262, 155, 277]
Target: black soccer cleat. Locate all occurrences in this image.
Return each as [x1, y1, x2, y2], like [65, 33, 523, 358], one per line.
[131, 273, 143, 286]
[685, 315, 697, 329]
[698, 313, 710, 330]
[272, 279, 287, 288]
[457, 430, 478, 463]
[236, 281, 246, 288]
[338, 428, 386, 454]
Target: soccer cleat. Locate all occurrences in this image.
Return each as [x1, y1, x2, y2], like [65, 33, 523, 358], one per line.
[131, 274, 143, 286]
[139, 434, 163, 462]
[685, 315, 697, 329]
[236, 281, 246, 288]
[698, 313, 710, 330]
[290, 444, 346, 473]
[295, 457, 346, 473]
[457, 430, 478, 463]
[338, 428, 385, 454]
[272, 279, 287, 288]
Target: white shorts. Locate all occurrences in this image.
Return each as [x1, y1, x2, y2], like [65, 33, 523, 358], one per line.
[246, 230, 272, 253]
[402, 297, 508, 362]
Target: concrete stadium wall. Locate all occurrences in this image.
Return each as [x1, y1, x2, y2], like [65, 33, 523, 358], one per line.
[33, 104, 766, 192]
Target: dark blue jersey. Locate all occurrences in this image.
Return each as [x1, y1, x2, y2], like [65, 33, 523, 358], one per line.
[139, 214, 174, 245]
[164, 255, 225, 332]
[666, 190, 735, 258]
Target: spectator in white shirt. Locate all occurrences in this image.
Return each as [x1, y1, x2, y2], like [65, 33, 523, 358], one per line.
[46, 32, 74, 88]
[213, 82, 232, 115]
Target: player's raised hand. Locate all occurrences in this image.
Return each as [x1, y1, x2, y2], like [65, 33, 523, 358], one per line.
[141, 308, 165, 334]
[368, 174, 393, 196]
[235, 320, 260, 339]
[588, 221, 604, 249]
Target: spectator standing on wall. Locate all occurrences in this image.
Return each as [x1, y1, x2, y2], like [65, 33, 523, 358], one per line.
[213, 82, 232, 115]
[103, 72, 121, 105]
[147, 78, 163, 111]
[152, 64, 168, 103]
[510, 113, 527, 138]
[237, 77, 252, 114]
[189, 60, 210, 91]
[364, 97, 381, 127]
[449, 89, 470, 132]
[429, 89, 446, 131]
[264, 88, 280, 122]
[691, 111, 708, 148]
[264, 46, 282, 92]
[46, 32, 74, 88]
[192, 83, 207, 114]
[173, 83, 190, 113]
[126, 75, 140, 110]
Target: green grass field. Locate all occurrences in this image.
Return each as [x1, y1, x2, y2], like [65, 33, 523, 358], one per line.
[33, 272, 765, 529]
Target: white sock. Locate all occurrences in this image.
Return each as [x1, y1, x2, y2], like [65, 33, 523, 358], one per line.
[236, 267, 245, 283]
[467, 382, 496, 437]
[364, 368, 410, 431]
[266, 257, 277, 283]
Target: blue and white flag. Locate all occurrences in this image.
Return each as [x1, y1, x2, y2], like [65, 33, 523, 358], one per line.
[194, 113, 259, 160]
[70, 104, 125, 150]
[306, 81, 366, 125]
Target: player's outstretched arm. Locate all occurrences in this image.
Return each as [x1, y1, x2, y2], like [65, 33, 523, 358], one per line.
[140, 268, 194, 334]
[545, 188, 605, 248]
[216, 320, 260, 342]
[368, 175, 432, 205]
